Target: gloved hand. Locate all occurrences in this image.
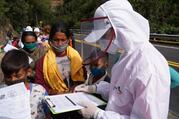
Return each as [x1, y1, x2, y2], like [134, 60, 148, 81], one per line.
[74, 84, 96, 93]
[77, 100, 102, 119]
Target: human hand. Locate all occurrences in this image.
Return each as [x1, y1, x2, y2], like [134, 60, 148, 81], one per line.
[74, 84, 96, 93]
[77, 100, 101, 119]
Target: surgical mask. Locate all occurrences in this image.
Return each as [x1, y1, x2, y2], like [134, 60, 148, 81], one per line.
[91, 67, 106, 77]
[99, 39, 119, 54]
[23, 42, 37, 52]
[50, 42, 68, 53]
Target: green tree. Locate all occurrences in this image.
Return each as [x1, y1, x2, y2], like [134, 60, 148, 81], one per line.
[0, 0, 9, 27]
[27, 0, 54, 26]
[5, 0, 30, 31]
[0, 0, 7, 17]
[55, 0, 103, 28]
[0, 0, 7, 36]
[5, 0, 54, 31]
[129, 0, 179, 33]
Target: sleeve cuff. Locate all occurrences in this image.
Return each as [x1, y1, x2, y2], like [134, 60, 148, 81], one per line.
[93, 108, 105, 119]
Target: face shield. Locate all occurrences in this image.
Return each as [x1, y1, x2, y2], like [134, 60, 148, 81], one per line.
[80, 16, 119, 66]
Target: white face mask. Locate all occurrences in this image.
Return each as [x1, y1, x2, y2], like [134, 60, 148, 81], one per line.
[98, 39, 119, 54]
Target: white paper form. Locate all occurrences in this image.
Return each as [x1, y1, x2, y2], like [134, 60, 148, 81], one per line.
[45, 92, 106, 114]
[0, 83, 31, 119]
[64, 92, 105, 106]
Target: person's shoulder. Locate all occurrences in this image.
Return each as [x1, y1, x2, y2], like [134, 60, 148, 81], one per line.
[36, 43, 47, 50]
[68, 46, 80, 55]
[19, 48, 27, 53]
[31, 83, 47, 93]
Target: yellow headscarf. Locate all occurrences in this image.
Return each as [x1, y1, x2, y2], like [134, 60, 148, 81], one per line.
[43, 46, 84, 93]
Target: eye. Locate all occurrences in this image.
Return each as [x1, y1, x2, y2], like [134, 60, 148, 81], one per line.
[51, 39, 58, 43]
[16, 74, 23, 78]
[52, 39, 67, 43]
[61, 39, 67, 42]
[24, 41, 36, 44]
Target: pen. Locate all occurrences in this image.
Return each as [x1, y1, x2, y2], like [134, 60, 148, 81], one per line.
[46, 98, 56, 108]
[65, 96, 76, 106]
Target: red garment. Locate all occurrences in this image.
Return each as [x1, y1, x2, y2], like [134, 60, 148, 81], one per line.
[35, 56, 51, 92]
[12, 40, 19, 48]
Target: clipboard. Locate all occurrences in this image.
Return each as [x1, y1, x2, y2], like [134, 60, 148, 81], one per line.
[45, 92, 106, 114]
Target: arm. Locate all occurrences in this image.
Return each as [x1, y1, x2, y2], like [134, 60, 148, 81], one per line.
[35, 56, 50, 92]
[96, 81, 110, 101]
[169, 66, 179, 88]
[95, 77, 170, 119]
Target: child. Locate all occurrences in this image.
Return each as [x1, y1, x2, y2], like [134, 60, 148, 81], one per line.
[1, 49, 49, 119]
[85, 49, 110, 85]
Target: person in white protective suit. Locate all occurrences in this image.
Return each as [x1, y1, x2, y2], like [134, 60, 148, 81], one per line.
[74, 0, 170, 119]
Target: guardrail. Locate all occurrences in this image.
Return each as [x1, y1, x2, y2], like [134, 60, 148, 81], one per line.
[150, 33, 179, 41]
[75, 39, 179, 68]
[71, 29, 179, 41]
[150, 33, 179, 45]
[74, 31, 179, 68]
[72, 29, 179, 45]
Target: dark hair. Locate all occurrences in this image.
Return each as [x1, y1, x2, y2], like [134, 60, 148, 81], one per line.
[21, 31, 37, 43]
[49, 22, 70, 41]
[90, 49, 108, 61]
[1, 49, 30, 77]
[43, 25, 51, 34]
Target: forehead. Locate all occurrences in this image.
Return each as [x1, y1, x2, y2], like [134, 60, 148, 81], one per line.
[16, 68, 27, 74]
[24, 35, 36, 42]
[53, 32, 67, 39]
[11, 68, 27, 78]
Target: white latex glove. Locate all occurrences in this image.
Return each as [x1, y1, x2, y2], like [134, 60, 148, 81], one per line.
[77, 100, 102, 119]
[74, 84, 96, 93]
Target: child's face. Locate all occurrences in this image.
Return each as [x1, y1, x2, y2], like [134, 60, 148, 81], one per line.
[6, 68, 32, 85]
[89, 57, 107, 78]
[90, 57, 107, 69]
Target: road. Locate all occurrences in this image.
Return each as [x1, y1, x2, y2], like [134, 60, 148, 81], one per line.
[74, 40, 179, 118]
[153, 43, 179, 118]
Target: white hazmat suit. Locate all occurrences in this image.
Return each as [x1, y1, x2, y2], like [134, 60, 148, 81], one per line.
[76, 0, 171, 119]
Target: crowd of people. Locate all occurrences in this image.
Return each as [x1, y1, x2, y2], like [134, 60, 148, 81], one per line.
[0, 0, 179, 119]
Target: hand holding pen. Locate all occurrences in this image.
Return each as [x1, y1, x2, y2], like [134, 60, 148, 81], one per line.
[73, 84, 97, 93]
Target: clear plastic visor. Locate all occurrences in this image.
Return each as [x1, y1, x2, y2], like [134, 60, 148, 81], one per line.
[79, 17, 114, 65]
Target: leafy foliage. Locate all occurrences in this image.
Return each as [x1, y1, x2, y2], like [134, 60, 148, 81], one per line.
[56, 0, 179, 34]
[2, 0, 53, 32]
[5, 0, 30, 31]
[55, 0, 103, 28]
[129, 0, 179, 33]
[0, 0, 178, 34]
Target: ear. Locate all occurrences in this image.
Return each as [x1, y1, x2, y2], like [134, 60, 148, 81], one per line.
[27, 68, 32, 76]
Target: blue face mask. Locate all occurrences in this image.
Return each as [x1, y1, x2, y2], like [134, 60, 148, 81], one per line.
[90, 67, 106, 77]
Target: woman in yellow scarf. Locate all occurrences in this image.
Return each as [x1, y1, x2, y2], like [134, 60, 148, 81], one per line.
[35, 22, 86, 95]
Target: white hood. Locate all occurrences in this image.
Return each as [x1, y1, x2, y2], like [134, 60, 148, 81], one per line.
[100, 0, 150, 53]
